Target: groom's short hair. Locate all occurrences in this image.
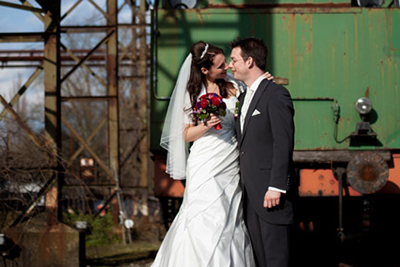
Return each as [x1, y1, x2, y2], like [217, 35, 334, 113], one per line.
[230, 37, 268, 71]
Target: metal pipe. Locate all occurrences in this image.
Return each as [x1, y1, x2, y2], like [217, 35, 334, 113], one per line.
[335, 167, 346, 242]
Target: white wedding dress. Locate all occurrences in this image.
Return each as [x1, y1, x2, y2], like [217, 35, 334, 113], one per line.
[151, 92, 255, 267]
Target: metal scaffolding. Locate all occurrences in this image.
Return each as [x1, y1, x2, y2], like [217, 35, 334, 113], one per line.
[0, 0, 152, 237]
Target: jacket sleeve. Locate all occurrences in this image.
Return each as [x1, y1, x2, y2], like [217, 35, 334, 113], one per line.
[268, 85, 295, 191]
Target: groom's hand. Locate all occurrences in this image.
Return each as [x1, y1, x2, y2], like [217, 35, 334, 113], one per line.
[263, 190, 281, 209]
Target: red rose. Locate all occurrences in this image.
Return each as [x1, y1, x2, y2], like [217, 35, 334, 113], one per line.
[192, 93, 226, 130]
[211, 97, 220, 106]
[200, 99, 208, 108]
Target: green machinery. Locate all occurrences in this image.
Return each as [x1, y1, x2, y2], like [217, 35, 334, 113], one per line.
[151, 0, 400, 193]
[150, 1, 400, 263]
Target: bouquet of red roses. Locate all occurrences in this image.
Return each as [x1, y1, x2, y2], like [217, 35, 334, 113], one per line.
[193, 93, 226, 130]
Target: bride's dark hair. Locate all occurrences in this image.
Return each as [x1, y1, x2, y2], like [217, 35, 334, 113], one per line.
[187, 41, 229, 108]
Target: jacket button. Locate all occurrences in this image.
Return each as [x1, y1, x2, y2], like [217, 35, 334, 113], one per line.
[240, 152, 245, 156]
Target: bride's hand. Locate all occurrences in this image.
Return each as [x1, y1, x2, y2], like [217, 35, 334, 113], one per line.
[206, 114, 220, 128]
[264, 71, 274, 81]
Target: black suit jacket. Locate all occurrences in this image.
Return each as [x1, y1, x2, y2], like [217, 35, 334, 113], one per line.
[236, 79, 296, 225]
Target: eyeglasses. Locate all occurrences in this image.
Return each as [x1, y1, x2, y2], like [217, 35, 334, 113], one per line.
[230, 57, 247, 65]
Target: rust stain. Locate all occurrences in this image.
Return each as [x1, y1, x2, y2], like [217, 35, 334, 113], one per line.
[192, 9, 205, 24]
[354, 14, 358, 56]
[290, 14, 297, 68]
[305, 14, 313, 54]
[368, 9, 372, 37]
[365, 86, 370, 98]
[281, 14, 290, 32]
[208, 3, 352, 8]
[291, 13, 296, 33]
[388, 10, 394, 52]
[306, 42, 312, 54]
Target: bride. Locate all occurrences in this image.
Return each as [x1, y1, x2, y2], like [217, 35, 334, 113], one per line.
[152, 41, 271, 267]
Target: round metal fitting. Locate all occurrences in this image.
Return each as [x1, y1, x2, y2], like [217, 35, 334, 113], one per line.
[346, 151, 389, 194]
[355, 97, 372, 115]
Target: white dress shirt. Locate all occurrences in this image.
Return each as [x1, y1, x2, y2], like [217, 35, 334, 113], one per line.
[240, 75, 266, 133]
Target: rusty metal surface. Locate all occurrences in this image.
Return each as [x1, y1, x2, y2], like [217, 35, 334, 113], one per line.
[294, 150, 392, 163]
[5, 223, 83, 267]
[346, 152, 389, 194]
[299, 153, 400, 196]
[207, 0, 352, 5]
[153, 155, 184, 197]
[299, 169, 362, 197]
[42, 1, 62, 224]
[1, 0, 152, 231]
[0, 48, 142, 68]
[139, 0, 150, 189]
[379, 154, 400, 194]
[106, 0, 120, 185]
[152, 7, 400, 153]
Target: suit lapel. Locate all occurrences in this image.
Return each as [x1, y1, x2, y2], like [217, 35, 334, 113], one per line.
[236, 92, 245, 142]
[240, 79, 270, 146]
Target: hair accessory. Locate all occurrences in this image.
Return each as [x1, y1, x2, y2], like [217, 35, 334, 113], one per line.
[200, 43, 209, 59]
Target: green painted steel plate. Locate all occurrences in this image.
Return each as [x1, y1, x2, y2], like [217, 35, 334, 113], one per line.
[151, 7, 400, 152]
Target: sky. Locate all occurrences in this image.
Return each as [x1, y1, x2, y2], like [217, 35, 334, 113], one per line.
[0, 0, 142, 125]
[0, 0, 43, 105]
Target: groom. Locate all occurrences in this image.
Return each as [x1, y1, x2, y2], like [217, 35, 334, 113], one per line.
[229, 37, 296, 267]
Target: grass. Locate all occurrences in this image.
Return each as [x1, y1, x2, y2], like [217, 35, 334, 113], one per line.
[85, 240, 160, 266]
